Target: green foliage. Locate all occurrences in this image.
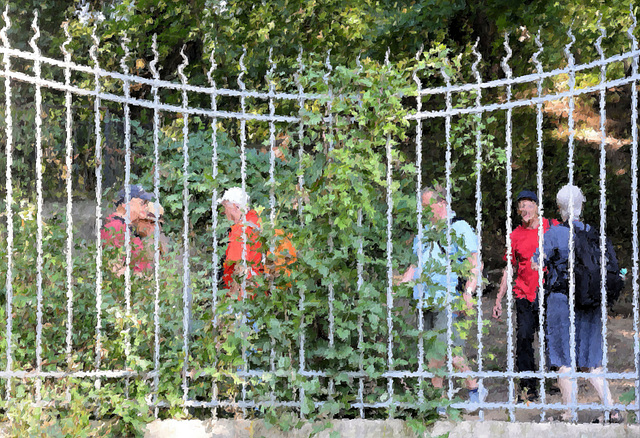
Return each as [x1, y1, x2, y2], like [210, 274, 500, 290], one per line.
[0, 55, 489, 431]
[2, 0, 640, 432]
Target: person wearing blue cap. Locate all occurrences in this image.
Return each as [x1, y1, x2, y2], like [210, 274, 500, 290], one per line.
[492, 189, 558, 402]
[101, 184, 168, 276]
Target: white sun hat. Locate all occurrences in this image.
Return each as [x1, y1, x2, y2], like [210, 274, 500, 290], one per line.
[217, 187, 250, 211]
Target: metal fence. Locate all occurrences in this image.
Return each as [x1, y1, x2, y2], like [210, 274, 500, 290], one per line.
[1, 7, 640, 425]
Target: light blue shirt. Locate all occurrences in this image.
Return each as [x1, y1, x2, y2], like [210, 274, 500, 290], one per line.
[412, 215, 478, 308]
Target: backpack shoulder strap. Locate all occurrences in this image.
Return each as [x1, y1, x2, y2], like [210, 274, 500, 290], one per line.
[244, 220, 260, 230]
[107, 215, 141, 238]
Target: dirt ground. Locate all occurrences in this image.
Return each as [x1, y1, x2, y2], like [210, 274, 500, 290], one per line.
[460, 285, 639, 423]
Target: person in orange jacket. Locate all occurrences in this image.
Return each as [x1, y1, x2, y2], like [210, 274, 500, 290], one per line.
[218, 187, 263, 300]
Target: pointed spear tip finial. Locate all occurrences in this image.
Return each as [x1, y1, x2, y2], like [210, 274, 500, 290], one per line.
[239, 46, 247, 70]
[564, 27, 576, 64]
[29, 10, 41, 53]
[325, 49, 332, 69]
[532, 29, 544, 71]
[178, 45, 189, 84]
[628, 3, 637, 41]
[501, 32, 512, 77]
[237, 47, 247, 90]
[120, 34, 131, 73]
[207, 40, 217, 85]
[440, 64, 450, 82]
[0, 6, 9, 46]
[150, 34, 160, 79]
[62, 21, 72, 59]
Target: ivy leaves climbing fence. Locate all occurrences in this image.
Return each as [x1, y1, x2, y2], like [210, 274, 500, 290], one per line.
[0, 6, 640, 435]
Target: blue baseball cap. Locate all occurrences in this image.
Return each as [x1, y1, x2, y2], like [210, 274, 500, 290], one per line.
[517, 190, 538, 204]
[115, 184, 155, 205]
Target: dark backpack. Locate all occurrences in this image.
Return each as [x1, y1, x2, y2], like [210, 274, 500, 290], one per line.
[562, 223, 623, 309]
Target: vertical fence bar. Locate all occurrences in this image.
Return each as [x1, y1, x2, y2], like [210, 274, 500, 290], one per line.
[411, 48, 425, 408]
[296, 48, 306, 222]
[532, 30, 547, 422]
[356, 207, 365, 418]
[564, 28, 579, 422]
[4, 11, 640, 420]
[596, 22, 612, 420]
[120, 35, 133, 399]
[628, 5, 640, 420]
[62, 24, 75, 404]
[30, 13, 44, 403]
[384, 52, 395, 417]
[90, 25, 104, 395]
[266, 49, 277, 405]
[355, 54, 366, 419]
[177, 47, 191, 410]
[2, 6, 13, 400]
[237, 47, 249, 417]
[207, 42, 220, 419]
[294, 48, 307, 418]
[150, 34, 161, 418]
[323, 50, 336, 398]
[441, 65, 455, 404]
[501, 33, 516, 421]
[471, 40, 485, 419]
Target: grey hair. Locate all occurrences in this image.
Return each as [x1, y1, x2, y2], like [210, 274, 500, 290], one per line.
[556, 184, 584, 222]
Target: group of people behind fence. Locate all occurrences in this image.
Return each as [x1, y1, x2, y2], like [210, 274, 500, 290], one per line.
[398, 183, 623, 421]
[101, 182, 623, 422]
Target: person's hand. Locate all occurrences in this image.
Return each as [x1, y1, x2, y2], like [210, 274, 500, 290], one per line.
[398, 265, 416, 284]
[492, 301, 502, 319]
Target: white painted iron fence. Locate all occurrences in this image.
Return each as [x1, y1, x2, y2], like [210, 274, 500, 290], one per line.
[0, 7, 639, 425]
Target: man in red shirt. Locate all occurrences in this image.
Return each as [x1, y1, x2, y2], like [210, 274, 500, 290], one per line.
[492, 190, 558, 401]
[101, 185, 168, 276]
[218, 187, 263, 299]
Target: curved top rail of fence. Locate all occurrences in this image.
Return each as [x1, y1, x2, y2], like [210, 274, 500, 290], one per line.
[4, 24, 640, 123]
[0, 41, 327, 124]
[411, 72, 640, 120]
[412, 42, 640, 120]
[419, 48, 640, 97]
[0, 45, 325, 102]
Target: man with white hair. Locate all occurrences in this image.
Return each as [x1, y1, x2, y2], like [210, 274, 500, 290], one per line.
[533, 184, 620, 422]
[218, 187, 263, 299]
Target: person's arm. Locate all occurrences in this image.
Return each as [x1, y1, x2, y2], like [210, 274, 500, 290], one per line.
[397, 265, 417, 284]
[395, 233, 419, 285]
[461, 252, 479, 311]
[492, 268, 509, 319]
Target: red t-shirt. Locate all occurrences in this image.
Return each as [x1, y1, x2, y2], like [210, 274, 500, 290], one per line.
[223, 210, 263, 293]
[504, 217, 558, 301]
[101, 213, 152, 273]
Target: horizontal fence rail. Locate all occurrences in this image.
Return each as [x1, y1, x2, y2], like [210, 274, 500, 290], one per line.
[0, 7, 639, 426]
